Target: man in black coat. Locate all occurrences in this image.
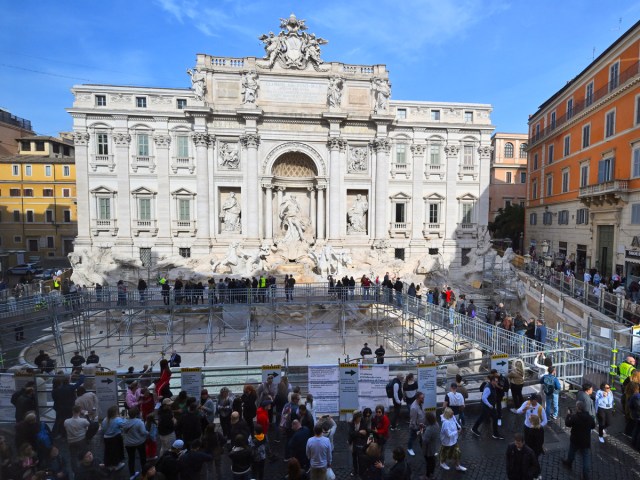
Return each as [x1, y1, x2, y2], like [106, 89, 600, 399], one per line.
[506, 433, 539, 480]
[288, 420, 311, 468]
[562, 401, 596, 479]
[51, 374, 85, 438]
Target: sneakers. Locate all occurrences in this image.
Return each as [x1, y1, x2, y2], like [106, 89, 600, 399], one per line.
[456, 465, 467, 472]
[471, 429, 480, 437]
[440, 463, 450, 471]
[497, 419, 502, 426]
[492, 434, 505, 440]
[407, 449, 415, 456]
[598, 436, 605, 443]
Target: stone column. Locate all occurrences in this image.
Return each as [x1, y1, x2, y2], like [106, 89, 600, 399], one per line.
[193, 132, 212, 246]
[477, 145, 493, 226]
[308, 186, 316, 231]
[277, 187, 285, 238]
[316, 185, 326, 240]
[373, 138, 391, 240]
[114, 132, 132, 244]
[241, 134, 260, 240]
[327, 138, 342, 240]
[264, 185, 274, 240]
[410, 144, 426, 242]
[154, 134, 172, 240]
[443, 143, 461, 265]
[72, 131, 91, 243]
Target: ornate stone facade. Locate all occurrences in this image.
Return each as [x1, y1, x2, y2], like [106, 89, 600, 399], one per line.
[68, 15, 493, 283]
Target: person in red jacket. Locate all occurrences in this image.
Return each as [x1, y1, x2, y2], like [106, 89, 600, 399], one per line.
[155, 359, 171, 399]
[372, 404, 390, 450]
[256, 400, 273, 459]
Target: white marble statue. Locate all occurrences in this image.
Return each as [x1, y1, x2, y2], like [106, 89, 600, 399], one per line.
[258, 32, 281, 68]
[327, 76, 343, 109]
[279, 194, 308, 243]
[219, 143, 239, 169]
[372, 77, 391, 113]
[211, 241, 242, 273]
[241, 71, 259, 104]
[347, 194, 368, 233]
[220, 192, 241, 232]
[187, 68, 206, 101]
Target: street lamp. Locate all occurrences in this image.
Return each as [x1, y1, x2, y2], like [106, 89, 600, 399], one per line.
[524, 247, 554, 330]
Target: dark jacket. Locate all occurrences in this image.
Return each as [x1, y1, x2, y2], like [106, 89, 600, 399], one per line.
[385, 460, 411, 480]
[506, 443, 539, 480]
[289, 426, 311, 468]
[177, 410, 202, 445]
[178, 449, 212, 477]
[155, 450, 181, 480]
[565, 410, 596, 449]
[157, 407, 175, 436]
[229, 447, 252, 474]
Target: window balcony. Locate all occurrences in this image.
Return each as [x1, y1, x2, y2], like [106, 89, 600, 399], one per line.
[389, 221, 411, 238]
[458, 164, 478, 180]
[172, 219, 197, 237]
[90, 154, 115, 172]
[390, 162, 411, 179]
[422, 222, 443, 238]
[91, 218, 118, 236]
[578, 179, 628, 207]
[131, 155, 156, 173]
[425, 163, 445, 180]
[171, 157, 195, 174]
[132, 219, 158, 236]
[455, 222, 477, 238]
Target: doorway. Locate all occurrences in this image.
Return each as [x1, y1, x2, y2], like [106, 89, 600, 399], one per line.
[596, 225, 614, 276]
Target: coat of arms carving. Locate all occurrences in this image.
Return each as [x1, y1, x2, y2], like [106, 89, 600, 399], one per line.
[258, 14, 328, 71]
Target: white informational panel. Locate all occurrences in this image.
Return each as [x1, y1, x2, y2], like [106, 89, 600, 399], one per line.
[417, 363, 438, 412]
[491, 354, 509, 376]
[180, 368, 202, 398]
[308, 365, 340, 417]
[95, 371, 118, 417]
[632, 325, 640, 354]
[261, 365, 282, 385]
[0, 374, 15, 422]
[339, 363, 359, 417]
[357, 364, 389, 411]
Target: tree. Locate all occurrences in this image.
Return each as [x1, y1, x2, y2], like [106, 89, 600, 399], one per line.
[488, 204, 525, 250]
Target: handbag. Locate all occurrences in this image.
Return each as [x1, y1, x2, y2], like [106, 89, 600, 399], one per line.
[326, 467, 336, 480]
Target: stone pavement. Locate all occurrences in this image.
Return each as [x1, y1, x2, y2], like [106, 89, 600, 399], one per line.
[4, 391, 640, 480]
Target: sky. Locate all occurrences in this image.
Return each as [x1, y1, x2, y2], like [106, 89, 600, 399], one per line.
[1, 1, 639, 137]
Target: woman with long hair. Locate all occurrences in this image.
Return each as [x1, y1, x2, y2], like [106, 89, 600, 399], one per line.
[508, 359, 525, 412]
[155, 359, 172, 399]
[286, 457, 308, 480]
[241, 384, 258, 434]
[217, 387, 234, 440]
[101, 405, 125, 470]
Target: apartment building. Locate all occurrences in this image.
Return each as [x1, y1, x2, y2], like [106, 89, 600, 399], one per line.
[489, 132, 528, 220]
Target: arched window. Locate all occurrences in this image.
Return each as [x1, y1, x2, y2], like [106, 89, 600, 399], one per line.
[520, 143, 528, 158]
[504, 142, 514, 158]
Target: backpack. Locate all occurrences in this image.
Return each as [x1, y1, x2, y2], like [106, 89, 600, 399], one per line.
[36, 421, 52, 450]
[479, 381, 487, 393]
[498, 375, 510, 393]
[542, 375, 556, 395]
[279, 403, 292, 429]
[386, 379, 397, 399]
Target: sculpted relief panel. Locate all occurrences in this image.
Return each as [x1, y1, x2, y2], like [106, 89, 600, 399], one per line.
[260, 80, 326, 104]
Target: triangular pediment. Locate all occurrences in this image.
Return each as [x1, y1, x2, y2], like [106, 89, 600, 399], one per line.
[457, 193, 477, 201]
[171, 187, 196, 197]
[390, 192, 411, 200]
[131, 186, 157, 196]
[425, 193, 445, 201]
[90, 185, 116, 194]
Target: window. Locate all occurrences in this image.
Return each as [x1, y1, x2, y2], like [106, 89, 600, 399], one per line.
[519, 200, 525, 208]
[633, 147, 640, 178]
[577, 208, 589, 225]
[63, 145, 70, 156]
[136, 96, 147, 108]
[558, 210, 569, 224]
[396, 108, 407, 119]
[582, 124, 590, 148]
[605, 110, 616, 138]
[45, 165, 52, 176]
[519, 143, 527, 158]
[177, 98, 187, 109]
[21, 141, 31, 151]
[395, 144, 407, 164]
[35, 141, 45, 152]
[14, 235, 21, 243]
[506, 172, 512, 183]
[63, 165, 70, 176]
[137, 133, 150, 156]
[10, 188, 20, 197]
[98, 197, 111, 220]
[563, 135, 570, 156]
[395, 203, 406, 223]
[52, 143, 60, 154]
[535, 124, 540, 141]
[543, 211, 553, 225]
[179, 248, 191, 258]
[28, 239, 38, 252]
[562, 169, 569, 193]
[431, 110, 441, 121]
[529, 212, 537, 225]
[394, 248, 405, 261]
[567, 99, 574, 119]
[23, 189, 33, 197]
[550, 111, 556, 129]
[548, 144, 554, 164]
[429, 144, 441, 165]
[26, 211, 34, 223]
[580, 163, 589, 187]
[533, 153, 538, 170]
[546, 175, 553, 197]
[138, 198, 152, 220]
[609, 62, 619, 91]
[97, 133, 109, 155]
[504, 142, 514, 158]
[13, 210, 20, 222]
[12, 165, 19, 176]
[461, 203, 474, 224]
[46, 210, 54, 222]
[585, 82, 594, 106]
[178, 199, 190, 221]
[62, 188, 70, 198]
[429, 203, 439, 224]
[47, 236, 54, 248]
[598, 157, 614, 183]
[505, 199, 512, 208]
[96, 95, 107, 106]
[636, 95, 640, 125]
[176, 135, 189, 158]
[63, 210, 71, 223]
[463, 145, 474, 165]
[520, 172, 527, 183]
[464, 111, 473, 123]
[631, 204, 640, 224]
[532, 179, 538, 199]
[43, 188, 53, 197]
[25, 165, 32, 176]
[140, 248, 152, 267]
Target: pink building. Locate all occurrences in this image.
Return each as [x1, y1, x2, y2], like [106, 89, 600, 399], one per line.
[489, 132, 528, 222]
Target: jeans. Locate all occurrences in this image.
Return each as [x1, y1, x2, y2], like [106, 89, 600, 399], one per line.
[545, 392, 559, 419]
[125, 442, 146, 476]
[566, 444, 591, 480]
[408, 427, 419, 450]
[473, 404, 499, 436]
[597, 408, 612, 437]
[391, 402, 402, 428]
[511, 384, 524, 410]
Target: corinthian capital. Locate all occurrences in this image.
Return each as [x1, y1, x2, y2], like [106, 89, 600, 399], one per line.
[373, 138, 391, 153]
[477, 145, 494, 157]
[327, 137, 346, 151]
[153, 134, 172, 148]
[444, 144, 460, 156]
[192, 132, 213, 147]
[113, 133, 131, 146]
[410, 144, 426, 156]
[73, 132, 90, 145]
[240, 133, 260, 149]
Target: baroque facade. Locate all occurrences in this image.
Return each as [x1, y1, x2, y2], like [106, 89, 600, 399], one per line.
[68, 15, 493, 281]
[526, 20, 640, 280]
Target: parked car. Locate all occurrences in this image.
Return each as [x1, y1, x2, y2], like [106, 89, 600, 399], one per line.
[34, 268, 56, 280]
[7, 263, 43, 275]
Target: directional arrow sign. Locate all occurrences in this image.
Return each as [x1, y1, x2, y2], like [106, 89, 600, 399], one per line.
[496, 361, 507, 367]
[345, 370, 357, 376]
[95, 371, 118, 419]
[261, 365, 281, 385]
[491, 354, 509, 376]
[101, 378, 114, 384]
[339, 363, 358, 416]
